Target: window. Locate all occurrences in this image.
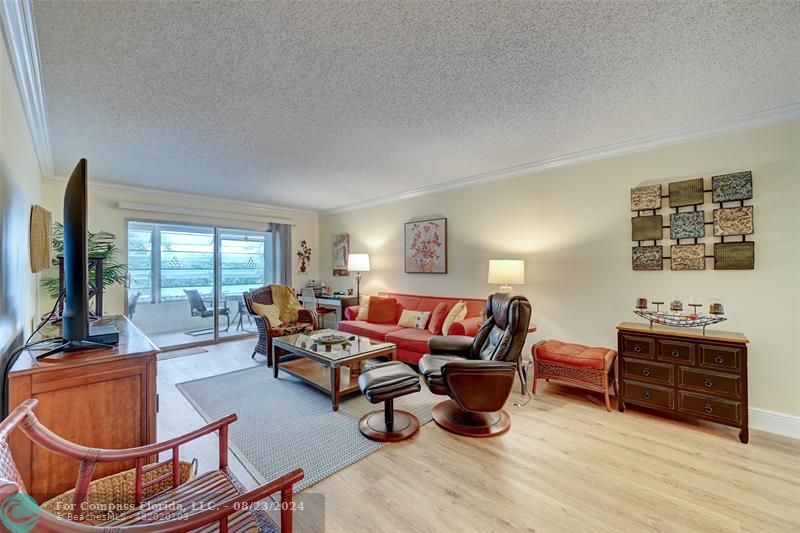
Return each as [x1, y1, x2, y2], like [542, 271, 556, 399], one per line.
[127, 222, 272, 303]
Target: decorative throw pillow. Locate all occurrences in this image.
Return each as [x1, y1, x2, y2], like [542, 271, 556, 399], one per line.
[251, 302, 282, 326]
[397, 309, 419, 328]
[356, 295, 370, 320]
[442, 300, 467, 335]
[413, 311, 431, 330]
[367, 297, 398, 324]
[428, 301, 454, 335]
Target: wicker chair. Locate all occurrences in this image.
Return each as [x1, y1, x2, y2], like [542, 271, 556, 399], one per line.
[243, 285, 316, 366]
[0, 399, 303, 532]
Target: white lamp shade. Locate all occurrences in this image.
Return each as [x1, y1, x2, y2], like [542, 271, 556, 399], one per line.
[488, 259, 525, 285]
[347, 253, 371, 272]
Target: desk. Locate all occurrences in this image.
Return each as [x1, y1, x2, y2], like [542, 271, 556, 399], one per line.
[297, 294, 359, 322]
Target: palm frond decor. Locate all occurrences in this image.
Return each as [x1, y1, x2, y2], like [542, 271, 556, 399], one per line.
[41, 222, 130, 299]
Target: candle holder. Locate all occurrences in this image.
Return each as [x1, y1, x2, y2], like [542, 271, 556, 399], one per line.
[652, 300, 664, 313]
[670, 300, 683, 313]
[635, 297, 648, 310]
[709, 298, 725, 315]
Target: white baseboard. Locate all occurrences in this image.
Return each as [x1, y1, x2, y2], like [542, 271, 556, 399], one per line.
[749, 408, 800, 440]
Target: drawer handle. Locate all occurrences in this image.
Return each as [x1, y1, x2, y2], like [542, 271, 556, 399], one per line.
[634, 345, 642, 353]
[714, 355, 724, 364]
[704, 404, 713, 413]
[643, 391, 652, 400]
[704, 378, 713, 388]
[641, 369, 651, 377]
[671, 350, 680, 358]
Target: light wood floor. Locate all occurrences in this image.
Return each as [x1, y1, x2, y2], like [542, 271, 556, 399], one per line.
[158, 339, 800, 533]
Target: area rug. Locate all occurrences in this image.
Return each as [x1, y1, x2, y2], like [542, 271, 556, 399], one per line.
[176, 366, 439, 492]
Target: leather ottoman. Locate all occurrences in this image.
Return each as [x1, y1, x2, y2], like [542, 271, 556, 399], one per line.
[532, 340, 618, 411]
[357, 361, 421, 441]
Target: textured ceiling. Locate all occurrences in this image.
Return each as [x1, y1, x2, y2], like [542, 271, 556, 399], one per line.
[33, 0, 800, 211]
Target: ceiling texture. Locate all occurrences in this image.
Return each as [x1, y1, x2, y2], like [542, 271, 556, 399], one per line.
[33, 0, 800, 211]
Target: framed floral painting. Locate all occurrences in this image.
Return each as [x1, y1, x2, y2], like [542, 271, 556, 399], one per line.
[332, 233, 350, 276]
[405, 217, 447, 273]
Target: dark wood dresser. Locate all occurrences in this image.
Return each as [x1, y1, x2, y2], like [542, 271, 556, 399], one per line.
[7, 316, 159, 502]
[616, 322, 749, 443]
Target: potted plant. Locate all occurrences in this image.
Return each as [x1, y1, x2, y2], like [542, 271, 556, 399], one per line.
[41, 223, 130, 310]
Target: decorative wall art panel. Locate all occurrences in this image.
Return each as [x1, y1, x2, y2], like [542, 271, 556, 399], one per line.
[670, 211, 705, 240]
[631, 215, 663, 241]
[631, 184, 662, 211]
[405, 217, 447, 273]
[712, 171, 753, 203]
[713, 206, 754, 236]
[332, 233, 350, 276]
[668, 178, 705, 207]
[632, 246, 663, 271]
[670, 244, 706, 271]
[714, 241, 754, 270]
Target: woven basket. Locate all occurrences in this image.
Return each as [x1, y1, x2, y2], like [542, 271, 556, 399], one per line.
[40, 460, 197, 524]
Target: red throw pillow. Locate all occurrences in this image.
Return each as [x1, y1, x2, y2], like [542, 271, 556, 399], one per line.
[428, 301, 454, 335]
[367, 297, 398, 324]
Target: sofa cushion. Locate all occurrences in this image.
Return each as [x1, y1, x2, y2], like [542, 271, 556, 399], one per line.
[534, 340, 614, 371]
[356, 295, 370, 320]
[428, 301, 454, 335]
[386, 328, 436, 354]
[442, 300, 467, 335]
[251, 302, 282, 326]
[367, 297, 398, 324]
[338, 320, 403, 341]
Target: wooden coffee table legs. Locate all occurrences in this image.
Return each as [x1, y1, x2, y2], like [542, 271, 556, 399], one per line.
[331, 366, 341, 411]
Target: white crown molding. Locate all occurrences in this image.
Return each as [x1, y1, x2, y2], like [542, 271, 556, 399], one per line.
[324, 104, 800, 214]
[43, 175, 317, 215]
[0, 0, 53, 177]
[117, 201, 296, 226]
[750, 407, 800, 440]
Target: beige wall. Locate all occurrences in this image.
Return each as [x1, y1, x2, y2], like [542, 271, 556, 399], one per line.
[39, 183, 319, 315]
[320, 120, 800, 417]
[0, 41, 42, 354]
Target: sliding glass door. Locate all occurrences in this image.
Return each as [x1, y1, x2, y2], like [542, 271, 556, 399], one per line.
[127, 220, 273, 349]
[217, 228, 272, 339]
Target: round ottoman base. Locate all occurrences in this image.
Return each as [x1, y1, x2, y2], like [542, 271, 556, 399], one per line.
[432, 399, 510, 437]
[359, 409, 419, 442]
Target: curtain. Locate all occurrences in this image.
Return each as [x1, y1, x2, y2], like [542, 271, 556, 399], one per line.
[271, 223, 292, 287]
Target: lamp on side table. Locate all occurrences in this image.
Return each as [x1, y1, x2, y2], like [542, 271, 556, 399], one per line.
[347, 253, 370, 301]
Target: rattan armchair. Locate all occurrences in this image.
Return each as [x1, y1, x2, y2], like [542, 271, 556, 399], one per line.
[0, 399, 303, 532]
[243, 285, 316, 367]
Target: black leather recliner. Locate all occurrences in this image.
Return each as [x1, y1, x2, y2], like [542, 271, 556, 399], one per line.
[419, 293, 532, 437]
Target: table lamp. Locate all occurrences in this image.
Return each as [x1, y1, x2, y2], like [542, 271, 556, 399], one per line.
[488, 259, 525, 292]
[347, 253, 370, 300]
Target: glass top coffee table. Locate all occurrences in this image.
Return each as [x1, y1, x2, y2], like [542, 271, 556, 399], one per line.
[272, 329, 397, 411]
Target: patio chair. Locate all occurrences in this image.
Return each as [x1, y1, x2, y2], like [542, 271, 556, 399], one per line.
[184, 289, 230, 335]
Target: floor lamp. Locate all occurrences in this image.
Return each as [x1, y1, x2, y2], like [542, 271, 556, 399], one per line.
[347, 253, 370, 301]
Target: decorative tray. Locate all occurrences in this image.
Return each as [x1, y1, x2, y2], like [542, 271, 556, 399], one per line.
[634, 310, 726, 333]
[312, 334, 350, 345]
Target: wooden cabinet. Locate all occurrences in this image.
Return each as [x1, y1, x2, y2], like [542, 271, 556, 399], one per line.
[8, 316, 158, 502]
[617, 322, 749, 443]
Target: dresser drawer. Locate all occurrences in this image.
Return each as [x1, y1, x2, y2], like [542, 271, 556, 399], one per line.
[623, 381, 675, 410]
[658, 340, 695, 365]
[678, 391, 742, 425]
[623, 359, 674, 386]
[699, 344, 742, 372]
[679, 368, 741, 398]
[621, 335, 655, 359]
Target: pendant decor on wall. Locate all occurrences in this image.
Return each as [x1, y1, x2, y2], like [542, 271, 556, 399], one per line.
[630, 171, 754, 270]
[405, 217, 447, 273]
[297, 240, 311, 275]
[332, 233, 350, 276]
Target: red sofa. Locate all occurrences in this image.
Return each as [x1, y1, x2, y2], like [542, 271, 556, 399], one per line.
[338, 292, 486, 364]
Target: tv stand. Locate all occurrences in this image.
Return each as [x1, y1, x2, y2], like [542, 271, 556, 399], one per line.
[7, 315, 158, 502]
